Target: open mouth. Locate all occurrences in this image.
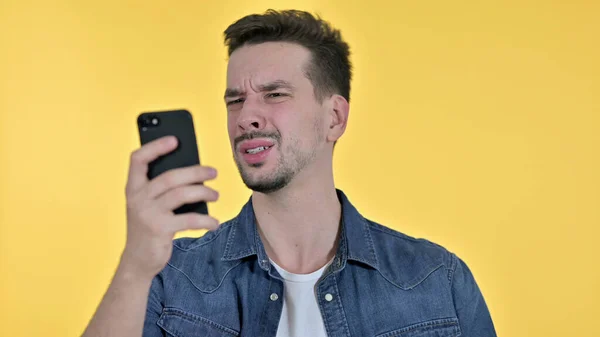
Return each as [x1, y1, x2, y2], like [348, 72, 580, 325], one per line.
[237, 138, 276, 165]
[245, 145, 273, 154]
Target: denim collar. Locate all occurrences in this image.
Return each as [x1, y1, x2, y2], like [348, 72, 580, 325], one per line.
[221, 189, 379, 272]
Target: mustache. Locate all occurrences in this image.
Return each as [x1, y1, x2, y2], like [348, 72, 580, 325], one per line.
[234, 131, 281, 148]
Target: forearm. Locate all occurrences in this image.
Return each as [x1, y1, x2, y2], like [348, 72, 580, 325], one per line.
[82, 262, 153, 337]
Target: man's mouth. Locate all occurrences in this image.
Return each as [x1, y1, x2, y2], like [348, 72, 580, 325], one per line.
[245, 146, 273, 154]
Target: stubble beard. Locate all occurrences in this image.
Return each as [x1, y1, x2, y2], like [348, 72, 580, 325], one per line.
[236, 140, 316, 194]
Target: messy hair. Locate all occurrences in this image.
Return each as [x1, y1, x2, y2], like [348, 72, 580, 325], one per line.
[224, 9, 352, 103]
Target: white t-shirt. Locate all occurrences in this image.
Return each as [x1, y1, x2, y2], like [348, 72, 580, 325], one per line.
[271, 259, 332, 337]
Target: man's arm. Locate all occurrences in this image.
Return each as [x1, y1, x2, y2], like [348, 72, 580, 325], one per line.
[82, 261, 154, 337]
[80, 136, 220, 337]
[450, 253, 497, 337]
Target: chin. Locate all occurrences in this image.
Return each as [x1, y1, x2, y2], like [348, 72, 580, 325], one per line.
[240, 169, 292, 194]
[244, 177, 288, 194]
[247, 162, 266, 169]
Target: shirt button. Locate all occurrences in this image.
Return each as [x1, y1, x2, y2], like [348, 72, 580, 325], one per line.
[270, 293, 279, 301]
[325, 293, 333, 302]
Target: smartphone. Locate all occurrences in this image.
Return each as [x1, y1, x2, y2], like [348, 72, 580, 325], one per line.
[137, 109, 209, 215]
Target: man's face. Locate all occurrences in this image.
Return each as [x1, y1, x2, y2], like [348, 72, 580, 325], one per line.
[225, 42, 327, 193]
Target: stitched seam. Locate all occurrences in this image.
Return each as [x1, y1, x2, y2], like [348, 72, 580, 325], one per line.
[368, 222, 428, 243]
[317, 283, 332, 336]
[449, 253, 458, 285]
[225, 248, 255, 260]
[258, 279, 279, 336]
[161, 308, 239, 336]
[253, 223, 270, 270]
[376, 263, 444, 290]
[376, 318, 459, 337]
[347, 256, 377, 268]
[362, 218, 379, 266]
[175, 221, 235, 252]
[222, 218, 238, 258]
[166, 260, 243, 293]
[332, 273, 352, 336]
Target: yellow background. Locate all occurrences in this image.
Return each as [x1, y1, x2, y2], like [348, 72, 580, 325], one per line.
[1, 1, 598, 336]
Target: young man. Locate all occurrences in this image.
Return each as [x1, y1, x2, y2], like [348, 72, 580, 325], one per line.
[83, 9, 497, 337]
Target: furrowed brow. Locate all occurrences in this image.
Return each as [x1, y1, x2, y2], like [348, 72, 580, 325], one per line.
[224, 88, 244, 100]
[224, 80, 295, 100]
[258, 80, 295, 92]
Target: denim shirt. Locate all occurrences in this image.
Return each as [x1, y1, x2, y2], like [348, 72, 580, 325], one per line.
[143, 189, 497, 337]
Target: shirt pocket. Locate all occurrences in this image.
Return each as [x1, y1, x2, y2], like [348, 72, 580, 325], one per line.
[157, 307, 240, 337]
[375, 317, 461, 337]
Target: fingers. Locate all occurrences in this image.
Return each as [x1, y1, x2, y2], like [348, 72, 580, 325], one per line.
[169, 213, 220, 233]
[158, 185, 219, 211]
[126, 136, 178, 195]
[146, 165, 218, 199]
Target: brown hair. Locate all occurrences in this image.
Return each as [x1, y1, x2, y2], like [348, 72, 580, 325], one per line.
[224, 9, 352, 103]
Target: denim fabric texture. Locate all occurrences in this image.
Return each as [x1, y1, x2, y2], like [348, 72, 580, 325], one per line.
[143, 189, 497, 337]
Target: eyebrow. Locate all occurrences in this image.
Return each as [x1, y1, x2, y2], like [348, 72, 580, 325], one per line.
[224, 80, 295, 99]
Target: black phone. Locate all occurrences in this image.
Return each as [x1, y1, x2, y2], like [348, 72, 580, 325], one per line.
[137, 109, 209, 215]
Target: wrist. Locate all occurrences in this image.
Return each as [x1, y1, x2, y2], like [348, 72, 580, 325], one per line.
[117, 255, 155, 286]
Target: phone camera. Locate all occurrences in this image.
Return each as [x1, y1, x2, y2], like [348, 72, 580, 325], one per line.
[140, 115, 160, 128]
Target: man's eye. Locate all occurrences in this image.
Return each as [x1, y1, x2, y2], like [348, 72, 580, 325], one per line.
[227, 99, 244, 106]
[267, 93, 286, 98]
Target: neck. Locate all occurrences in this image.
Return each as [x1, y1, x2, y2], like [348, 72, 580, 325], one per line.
[252, 160, 341, 274]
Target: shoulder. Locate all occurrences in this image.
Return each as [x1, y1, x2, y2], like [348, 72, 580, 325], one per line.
[171, 218, 235, 253]
[366, 219, 453, 260]
[159, 219, 241, 293]
[365, 218, 457, 289]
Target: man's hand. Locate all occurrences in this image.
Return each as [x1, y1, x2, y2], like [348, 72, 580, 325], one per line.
[121, 135, 220, 280]
[81, 135, 219, 337]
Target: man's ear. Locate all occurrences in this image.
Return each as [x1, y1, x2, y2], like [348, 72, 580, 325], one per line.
[327, 94, 349, 143]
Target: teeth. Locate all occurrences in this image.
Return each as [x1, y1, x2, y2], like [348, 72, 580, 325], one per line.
[246, 146, 270, 154]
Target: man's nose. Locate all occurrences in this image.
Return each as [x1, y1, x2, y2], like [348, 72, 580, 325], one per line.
[237, 97, 266, 131]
